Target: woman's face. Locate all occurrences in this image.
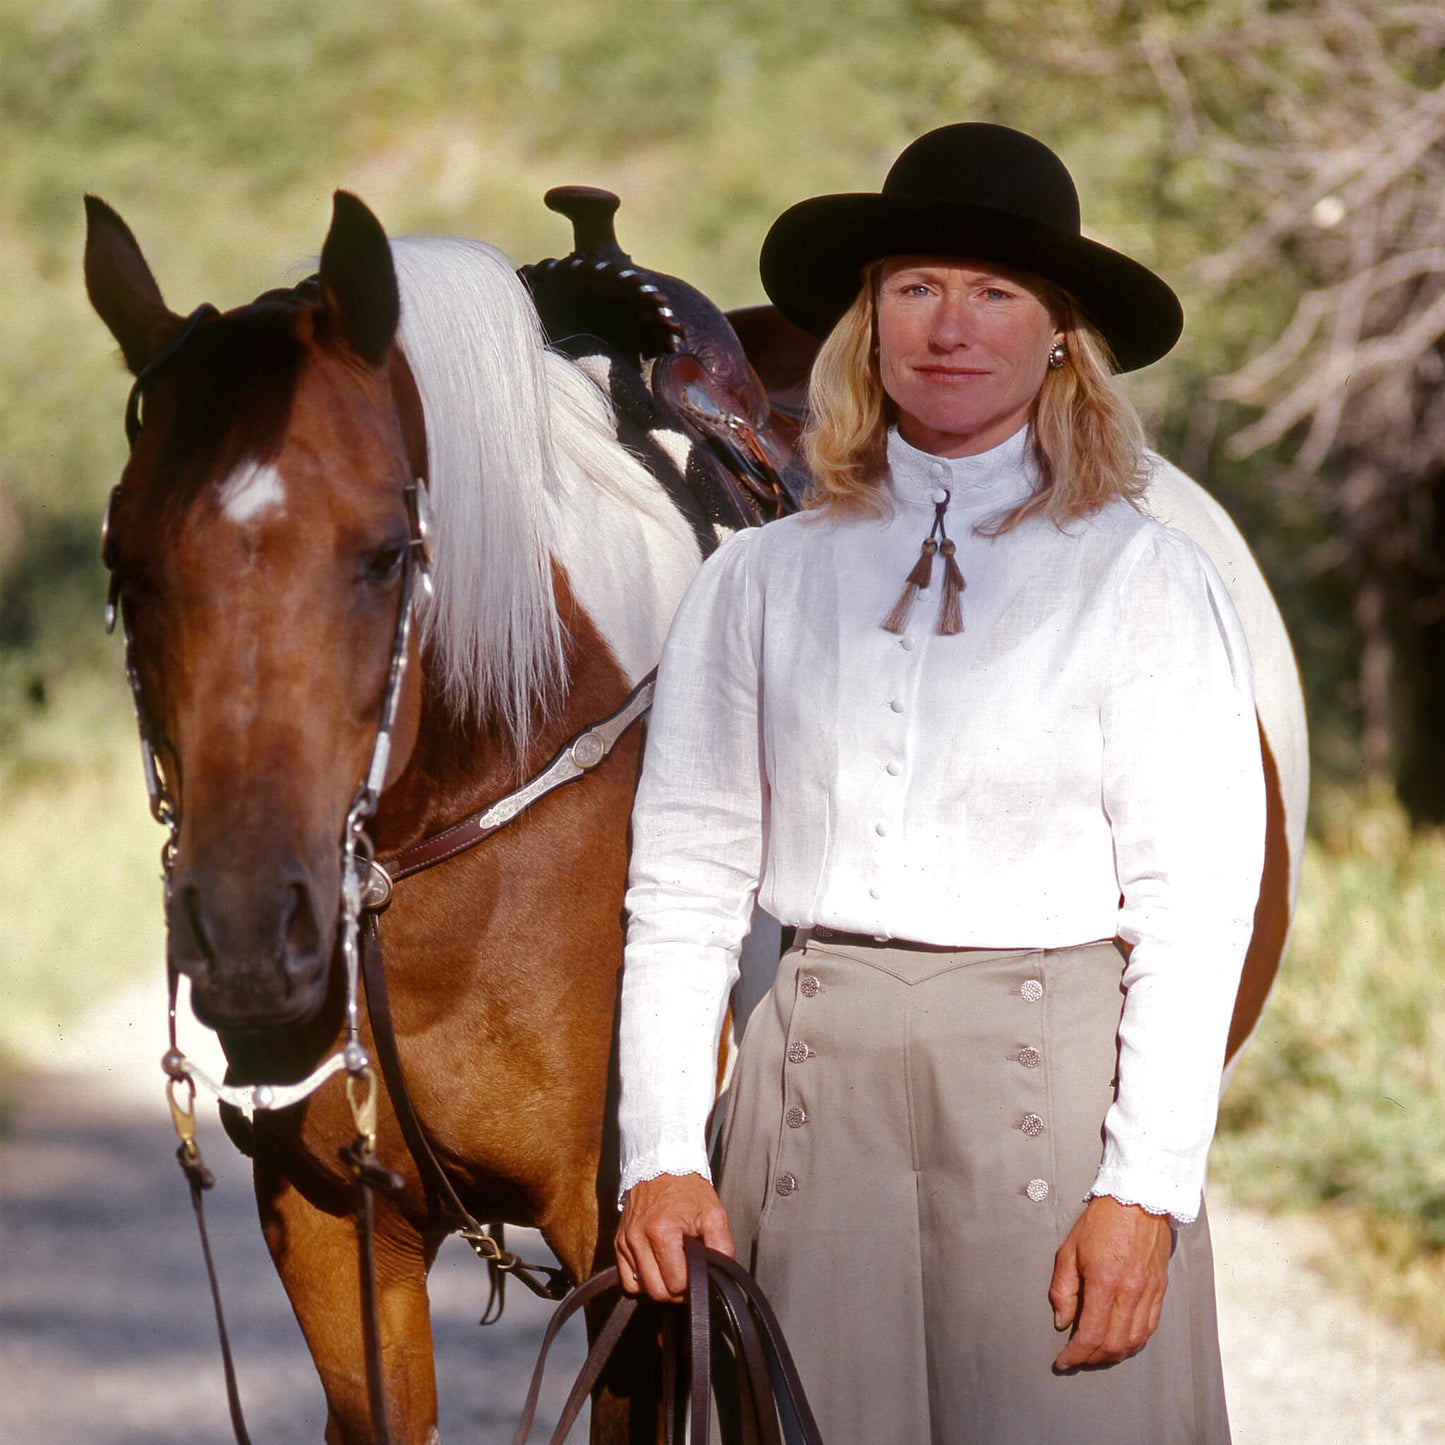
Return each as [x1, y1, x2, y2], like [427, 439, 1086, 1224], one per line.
[875, 256, 1062, 459]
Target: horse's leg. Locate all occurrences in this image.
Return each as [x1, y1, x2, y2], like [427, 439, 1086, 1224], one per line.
[256, 1159, 439, 1444]
[533, 1195, 662, 1445]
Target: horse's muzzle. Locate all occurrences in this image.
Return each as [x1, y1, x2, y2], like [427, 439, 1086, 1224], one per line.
[168, 866, 336, 1029]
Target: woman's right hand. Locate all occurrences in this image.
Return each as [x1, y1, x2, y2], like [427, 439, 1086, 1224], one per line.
[615, 1172, 735, 1302]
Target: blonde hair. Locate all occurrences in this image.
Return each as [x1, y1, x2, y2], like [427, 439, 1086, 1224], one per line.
[801, 271, 1151, 529]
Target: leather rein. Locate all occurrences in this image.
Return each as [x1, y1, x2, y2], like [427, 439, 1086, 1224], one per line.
[107, 301, 653, 1443]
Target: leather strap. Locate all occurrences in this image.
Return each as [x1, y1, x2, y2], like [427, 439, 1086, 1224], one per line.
[507, 1268, 636, 1445]
[338, 1141, 404, 1445]
[509, 1241, 824, 1445]
[381, 671, 655, 883]
[687, 1239, 711, 1445]
[177, 1143, 254, 1445]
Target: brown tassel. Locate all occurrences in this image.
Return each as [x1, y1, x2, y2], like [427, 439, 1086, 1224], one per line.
[938, 538, 966, 635]
[883, 538, 937, 633]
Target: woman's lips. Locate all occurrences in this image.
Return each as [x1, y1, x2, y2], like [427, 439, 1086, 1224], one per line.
[914, 365, 990, 380]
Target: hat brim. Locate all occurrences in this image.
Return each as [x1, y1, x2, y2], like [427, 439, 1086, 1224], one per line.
[759, 193, 1182, 372]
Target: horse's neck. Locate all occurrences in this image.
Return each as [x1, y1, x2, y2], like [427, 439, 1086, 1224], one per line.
[372, 567, 640, 855]
[543, 446, 703, 688]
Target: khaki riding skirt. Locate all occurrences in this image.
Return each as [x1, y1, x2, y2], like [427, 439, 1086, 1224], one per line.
[714, 933, 1230, 1445]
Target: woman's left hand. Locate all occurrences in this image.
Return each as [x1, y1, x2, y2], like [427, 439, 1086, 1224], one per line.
[1049, 1195, 1172, 1370]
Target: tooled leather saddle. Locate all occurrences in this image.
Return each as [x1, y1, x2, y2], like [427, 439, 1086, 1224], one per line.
[519, 186, 820, 543]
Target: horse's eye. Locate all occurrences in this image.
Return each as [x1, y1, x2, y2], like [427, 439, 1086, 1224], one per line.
[360, 544, 406, 584]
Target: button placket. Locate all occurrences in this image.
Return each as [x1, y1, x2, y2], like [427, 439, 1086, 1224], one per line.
[778, 968, 823, 1198]
[873, 604, 920, 852]
[1011, 962, 1051, 1202]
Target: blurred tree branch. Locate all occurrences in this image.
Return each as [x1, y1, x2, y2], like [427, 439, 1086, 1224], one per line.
[989, 0, 1445, 818]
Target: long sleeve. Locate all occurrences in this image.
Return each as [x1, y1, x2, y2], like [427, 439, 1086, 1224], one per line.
[1089, 528, 1266, 1223]
[617, 529, 767, 1196]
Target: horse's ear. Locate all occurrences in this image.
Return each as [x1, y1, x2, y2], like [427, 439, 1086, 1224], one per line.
[83, 195, 185, 376]
[318, 191, 399, 367]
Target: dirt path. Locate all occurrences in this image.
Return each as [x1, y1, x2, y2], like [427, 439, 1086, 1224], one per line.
[3, 982, 1442, 1443]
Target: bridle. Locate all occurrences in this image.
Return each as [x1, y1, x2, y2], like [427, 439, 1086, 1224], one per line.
[107, 292, 656, 1123]
[104, 302, 435, 1129]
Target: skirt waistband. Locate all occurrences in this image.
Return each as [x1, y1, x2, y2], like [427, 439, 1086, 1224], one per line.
[799, 926, 1116, 957]
[800, 925, 961, 954]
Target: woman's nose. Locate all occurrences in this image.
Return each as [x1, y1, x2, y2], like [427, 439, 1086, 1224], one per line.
[928, 294, 972, 348]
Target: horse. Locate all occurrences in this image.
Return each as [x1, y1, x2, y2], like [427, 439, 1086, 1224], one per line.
[84, 187, 1308, 1444]
[84, 189, 730, 1443]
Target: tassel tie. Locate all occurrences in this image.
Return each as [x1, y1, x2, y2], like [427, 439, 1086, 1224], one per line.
[882, 491, 966, 636]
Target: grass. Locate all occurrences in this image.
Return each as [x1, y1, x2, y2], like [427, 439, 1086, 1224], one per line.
[1213, 786, 1445, 1352]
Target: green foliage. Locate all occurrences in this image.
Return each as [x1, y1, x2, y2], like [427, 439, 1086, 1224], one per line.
[1214, 790, 1445, 1343]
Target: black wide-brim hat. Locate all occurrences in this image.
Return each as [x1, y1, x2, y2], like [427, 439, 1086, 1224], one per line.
[759, 123, 1183, 372]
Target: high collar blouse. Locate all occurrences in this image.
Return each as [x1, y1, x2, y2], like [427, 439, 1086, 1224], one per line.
[618, 427, 1265, 1223]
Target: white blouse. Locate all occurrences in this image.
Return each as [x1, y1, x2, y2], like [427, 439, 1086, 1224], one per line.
[618, 426, 1265, 1223]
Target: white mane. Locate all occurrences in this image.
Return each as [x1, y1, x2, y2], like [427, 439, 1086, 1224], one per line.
[388, 236, 699, 757]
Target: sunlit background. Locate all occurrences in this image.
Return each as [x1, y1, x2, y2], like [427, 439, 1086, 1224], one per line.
[3, 0, 1441, 1353]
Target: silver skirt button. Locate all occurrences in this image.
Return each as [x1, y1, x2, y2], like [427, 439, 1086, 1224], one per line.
[785, 1106, 808, 1128]
[800, 974, 821, 998]
[786, 1041, 814, 1064]
[1019, 1113, 1045, 1137]
[1016, 1046, 1042, 1069]
[1020, 979, 1044, 1003]
[775, 1173, 798, 1196]
[1025, 1178, 1051, 1203]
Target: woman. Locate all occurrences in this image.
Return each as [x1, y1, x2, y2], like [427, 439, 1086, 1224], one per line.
[615, 123, 1263, 1444]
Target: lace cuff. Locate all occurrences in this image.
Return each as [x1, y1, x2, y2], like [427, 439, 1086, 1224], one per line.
[1084, 1187, 1197, 1228]
[618, 1160, 714, 1209]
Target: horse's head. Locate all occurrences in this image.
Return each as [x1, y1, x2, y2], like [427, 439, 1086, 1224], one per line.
[86, 193, 428, 1031]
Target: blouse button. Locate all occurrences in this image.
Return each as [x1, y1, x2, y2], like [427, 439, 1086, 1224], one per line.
[786, 1041, 814, 1064]
[785, 1106, 808, 1129]
[889, 698, 905, 713]
[1019, 1113, 1045, 1138]
[886, 761, 901, 776]
[775, 1173, 798, 1196]
[800, 974, 821, 997]
[1016, 1047, 1042, 1069]
[899, 636, 915, 652]
[1025, 1179, 1051, 1203]
[868, 886, 880, 899]
[1020, 979, 1044, 1003]
[928, 462, 946, 479]
[875, 822, 888, 837]
[929, 486, 948, 504]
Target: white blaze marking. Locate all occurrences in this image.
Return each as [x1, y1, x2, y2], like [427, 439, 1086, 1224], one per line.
[217, 461, 287, 524]
[648, 427, 693, 476]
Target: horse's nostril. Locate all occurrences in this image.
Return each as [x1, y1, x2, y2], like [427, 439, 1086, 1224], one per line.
[183, 884, 216, 969]
[281, 880, 323, 976]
